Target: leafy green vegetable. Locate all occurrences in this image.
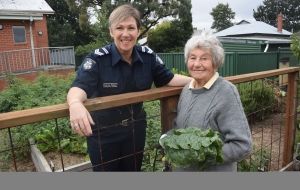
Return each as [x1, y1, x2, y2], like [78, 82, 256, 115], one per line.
[160, 127, 224, 170]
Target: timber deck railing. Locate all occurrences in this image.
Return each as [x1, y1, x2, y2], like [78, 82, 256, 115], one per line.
[0, 67, 299, 171]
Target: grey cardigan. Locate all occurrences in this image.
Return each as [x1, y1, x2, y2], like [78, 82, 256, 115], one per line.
[173, 77, 252, 171]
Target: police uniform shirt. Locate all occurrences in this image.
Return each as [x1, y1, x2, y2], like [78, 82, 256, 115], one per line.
[72, 43, 174, 99]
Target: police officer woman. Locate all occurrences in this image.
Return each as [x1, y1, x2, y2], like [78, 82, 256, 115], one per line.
[67, 4, 191, 171]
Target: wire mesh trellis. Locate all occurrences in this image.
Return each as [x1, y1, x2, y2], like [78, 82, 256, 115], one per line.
[0, 68, 299, 172]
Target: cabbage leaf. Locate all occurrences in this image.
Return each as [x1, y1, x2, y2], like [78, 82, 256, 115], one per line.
[160, 127, 223, 170]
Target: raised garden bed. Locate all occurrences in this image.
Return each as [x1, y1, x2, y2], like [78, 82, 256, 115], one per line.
[30, 138, 91, 172]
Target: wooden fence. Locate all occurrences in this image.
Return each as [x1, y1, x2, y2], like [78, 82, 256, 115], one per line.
[0, 67, 299, 171]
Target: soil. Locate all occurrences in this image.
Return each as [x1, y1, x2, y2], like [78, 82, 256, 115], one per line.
[250, 113, 285, 171]
[1, 152, 87, 172]
[43, 152, 88, 171]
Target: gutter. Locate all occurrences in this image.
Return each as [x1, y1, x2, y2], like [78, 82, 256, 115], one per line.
[0, 10, 54, 20]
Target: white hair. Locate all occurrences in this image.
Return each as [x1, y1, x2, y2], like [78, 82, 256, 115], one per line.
[184, 30, 224, 69]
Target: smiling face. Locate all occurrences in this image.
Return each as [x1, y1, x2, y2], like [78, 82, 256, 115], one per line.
[187, 48, 216, 88]
[109, 16, 139, 57]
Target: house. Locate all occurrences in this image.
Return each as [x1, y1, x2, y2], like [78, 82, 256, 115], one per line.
[215, 13, 292, 52]
[0, 0, 75, 90]
[0, 0, 64, 75]
[0, 0, 54, 52]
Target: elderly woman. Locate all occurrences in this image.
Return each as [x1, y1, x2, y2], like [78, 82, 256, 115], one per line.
[172, 31, 252, 171]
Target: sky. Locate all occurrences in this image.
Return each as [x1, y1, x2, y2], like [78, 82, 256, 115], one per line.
[191, 0, 264, 30]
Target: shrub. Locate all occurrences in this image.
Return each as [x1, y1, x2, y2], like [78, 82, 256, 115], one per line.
[142, 100, 164, 171]
[0, 74, 86, 164]
[238, 146, 270, 172]
[238, 80, 277, 122]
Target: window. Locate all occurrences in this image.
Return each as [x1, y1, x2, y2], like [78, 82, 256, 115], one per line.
[12, 26, 26, 43]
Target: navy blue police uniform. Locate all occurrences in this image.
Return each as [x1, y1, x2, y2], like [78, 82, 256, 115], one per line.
[72, 43, 174, 171]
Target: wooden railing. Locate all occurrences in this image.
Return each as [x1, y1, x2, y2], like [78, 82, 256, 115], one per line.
[0, 67, 299, 169]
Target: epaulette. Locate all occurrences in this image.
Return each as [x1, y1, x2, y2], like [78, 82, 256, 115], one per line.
[138, 46, 154, 54]
[94, 46, 110, 57]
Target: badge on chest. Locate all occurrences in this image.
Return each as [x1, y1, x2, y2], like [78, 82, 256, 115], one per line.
[103, 83, 118, 88]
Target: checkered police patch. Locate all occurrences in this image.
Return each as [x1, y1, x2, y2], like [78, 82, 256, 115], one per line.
[82, 58, 96, 70]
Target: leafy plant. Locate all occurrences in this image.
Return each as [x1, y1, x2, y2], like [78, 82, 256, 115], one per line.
[160, 127, 223, 170]
[171, 68, 188, 76]
[0, 74, 86, 165]
[238, 146, 270, 172]
[142, 100, 163, 171]
[291, 34, 300, 61]
[238, 80, 276, 122]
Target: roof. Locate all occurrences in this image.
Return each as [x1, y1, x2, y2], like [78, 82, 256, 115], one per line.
[215, 20, 292, 37]
[219, 36, 291, 45]
[0, 0, 54, 20]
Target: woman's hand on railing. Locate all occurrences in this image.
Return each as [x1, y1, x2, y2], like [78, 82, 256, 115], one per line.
[69, 102, 94, 136]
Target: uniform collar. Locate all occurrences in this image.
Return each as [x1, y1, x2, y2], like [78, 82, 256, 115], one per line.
[111, 43, 143, 66]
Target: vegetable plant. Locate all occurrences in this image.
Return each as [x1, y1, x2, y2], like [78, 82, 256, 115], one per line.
[160, 127, 223, 170]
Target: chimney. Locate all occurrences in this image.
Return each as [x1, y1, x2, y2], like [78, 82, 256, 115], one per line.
[277, 12, 283, 33]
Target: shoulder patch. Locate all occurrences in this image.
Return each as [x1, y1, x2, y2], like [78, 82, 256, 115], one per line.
[82, 58, 96, 70]
[94, 47, 110, 56]
[102, 47, 109, 54]
[156, 55, 164, 65]
[140, 46, 154, 54]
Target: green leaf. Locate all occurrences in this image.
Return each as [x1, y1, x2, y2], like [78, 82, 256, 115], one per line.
[161, 127, 224, 170]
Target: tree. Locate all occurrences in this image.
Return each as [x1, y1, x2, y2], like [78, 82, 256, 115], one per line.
[65, 0, 182, 39]
[75, 0, 112, 57]
[290, 34, 300, 61]
[147, 21, 172, 52]
[45, 0, 96, 47]
[171, 0, 193, 49]
[147, 0, 193, 52]
[65, 0, 190, 54]
[210, 3, 235, 32]
[253, 0, 300, 32]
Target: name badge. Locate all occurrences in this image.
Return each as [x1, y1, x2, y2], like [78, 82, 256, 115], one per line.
[103, 83, 118, 88]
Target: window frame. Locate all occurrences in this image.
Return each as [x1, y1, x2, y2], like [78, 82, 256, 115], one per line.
[12, 26, 26, 44]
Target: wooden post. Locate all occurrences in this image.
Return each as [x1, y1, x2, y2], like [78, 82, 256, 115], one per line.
[160, 96, 179, 134]
[282, 71, 298, 167]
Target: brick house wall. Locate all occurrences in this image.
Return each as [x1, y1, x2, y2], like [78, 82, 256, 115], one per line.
[0, 15, 50, 72]
[0, 20, 31, 52]
[34, 15, 50, 48]
[0, 15, 49, 51]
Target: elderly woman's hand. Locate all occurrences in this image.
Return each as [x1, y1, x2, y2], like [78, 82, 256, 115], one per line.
[69, 102, 94, 136]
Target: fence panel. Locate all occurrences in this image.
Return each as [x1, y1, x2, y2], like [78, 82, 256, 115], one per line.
[278, 49, 299, 67]
[236, 52, 278, 75]
[158, 53, 187, 73]
[159, 52, 281, 76]
[219, 52, 237, 77]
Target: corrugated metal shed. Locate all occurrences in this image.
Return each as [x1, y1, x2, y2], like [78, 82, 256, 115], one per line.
[0, 0, 54, 20]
